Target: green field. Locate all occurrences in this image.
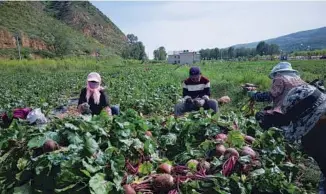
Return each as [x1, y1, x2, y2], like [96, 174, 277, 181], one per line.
[0, 59, 325, 193]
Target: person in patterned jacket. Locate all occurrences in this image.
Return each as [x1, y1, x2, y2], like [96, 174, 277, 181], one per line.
[247, 62, 306, 130]
[174, 66, 218, 116]
[280, 84, 326, 194]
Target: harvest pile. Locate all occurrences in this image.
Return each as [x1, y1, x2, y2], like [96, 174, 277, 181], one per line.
[0, 109, 316, 193]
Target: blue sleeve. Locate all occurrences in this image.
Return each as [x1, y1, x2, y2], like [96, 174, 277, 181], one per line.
[252, 92, 272, 102]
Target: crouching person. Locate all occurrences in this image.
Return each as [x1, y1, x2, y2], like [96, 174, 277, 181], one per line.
[248, 62, 306, 130]
[280, 84, 326, 193]
[78, 72, 120, 116]
[174, 66, 218, 116]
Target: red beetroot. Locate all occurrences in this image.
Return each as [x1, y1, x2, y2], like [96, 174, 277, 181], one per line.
[216, 144, 226, 156]
[252, 160, 262, 168]
[157, 163, 172, 174]
[197, 161, 211, 172]
[242, 164, 252, 173]
[42, 139, 59, 153]
[215, 133, 228, 142]
[145, 131, 152, 137]
[154, 174, 174, 192]
[241, 146, 256, 159]
[244, 135, 255, 144]
[224, 148, 239, 159]
[123, 184, 136, 194]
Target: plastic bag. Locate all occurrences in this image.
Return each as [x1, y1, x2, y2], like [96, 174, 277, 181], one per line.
[26, 108, 48, 124]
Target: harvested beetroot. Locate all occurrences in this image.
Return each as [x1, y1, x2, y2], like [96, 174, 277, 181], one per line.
[154, 174, 174, 192]
[145, 131, 152, 137]
[216, 144, 226, 156]
[187, 159, 199, 169]
[215, 133, 228, 142]
[123, 184, 136, 194]
[244, 135, 255, 144]
[157, 163, 172, 174]
[42, 139, 59, 153]
[197, 160, 211, 171]
[224, 148, 239, 159]
[252, 160, 262, 168]
[241, 146, 256, 159]
[242, 164, 252, 173]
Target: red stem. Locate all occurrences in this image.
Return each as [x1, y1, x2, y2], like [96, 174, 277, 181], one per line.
[222, 156, 237, 176]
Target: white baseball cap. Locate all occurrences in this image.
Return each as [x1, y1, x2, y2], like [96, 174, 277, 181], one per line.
[87, 72, 101, 83]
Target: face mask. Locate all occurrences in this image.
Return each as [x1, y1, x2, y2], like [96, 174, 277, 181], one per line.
[88, 81, 99, 89]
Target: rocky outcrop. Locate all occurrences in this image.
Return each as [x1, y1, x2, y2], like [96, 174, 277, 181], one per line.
[21, 34, 48, 50]
[0, 29, 48, 50]
[0, 29, 16, 49]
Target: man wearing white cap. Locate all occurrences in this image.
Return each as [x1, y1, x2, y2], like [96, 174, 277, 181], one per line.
[247, 62, 306, 130]
[77, 72, 119, 116]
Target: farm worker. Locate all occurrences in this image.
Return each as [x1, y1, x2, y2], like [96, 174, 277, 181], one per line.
[174, 66, 218, 116]
[280, 84, 326, 193]
[77, 72, 120, 116]
[247, 62, 306, 130]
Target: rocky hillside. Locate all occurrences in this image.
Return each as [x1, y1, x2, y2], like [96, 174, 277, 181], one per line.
[0, 1, 126, 59]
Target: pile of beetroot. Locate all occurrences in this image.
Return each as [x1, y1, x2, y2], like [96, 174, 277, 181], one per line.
[122, 131, 264, 194]
[0, 109, 317, 194]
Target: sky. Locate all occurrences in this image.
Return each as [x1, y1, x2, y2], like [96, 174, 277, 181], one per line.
[91, 1, 326, 59]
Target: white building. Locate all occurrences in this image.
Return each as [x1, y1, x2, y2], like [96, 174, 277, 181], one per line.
[167, 50, 200, 65]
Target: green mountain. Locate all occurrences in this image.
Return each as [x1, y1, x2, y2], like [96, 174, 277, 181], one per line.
[232, 27, 326, 52]
[0, 1, 127, 59]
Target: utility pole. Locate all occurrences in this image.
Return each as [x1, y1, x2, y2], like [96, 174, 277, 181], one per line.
[15, 33, 22, 60]
[220, 50, 223, 62]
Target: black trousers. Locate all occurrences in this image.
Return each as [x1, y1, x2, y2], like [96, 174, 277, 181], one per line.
[302, 116, 326, 189]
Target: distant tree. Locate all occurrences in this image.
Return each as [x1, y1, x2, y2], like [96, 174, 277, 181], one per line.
[227, 47, 235, 59]
[256, 41, 269, 56]
[127, 34, 138, 44]
[268, 44, 280, 55]
[153, 46, 167, 60]
[209, 49, 216, 60]
[122, 34, 146, 60]
[213, 48, 219, 60]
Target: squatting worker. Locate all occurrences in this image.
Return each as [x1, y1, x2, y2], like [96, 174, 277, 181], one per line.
[247, 62, 306, 130]
[78, 72, 119, 115]
[280, 84, 326, 194]
[174, 66, 218, 116]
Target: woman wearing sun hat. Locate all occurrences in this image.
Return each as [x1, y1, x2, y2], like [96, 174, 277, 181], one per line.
[77, 72, 120, 116]
[247, 62, 307, 130]
[281, 84, 326, 193]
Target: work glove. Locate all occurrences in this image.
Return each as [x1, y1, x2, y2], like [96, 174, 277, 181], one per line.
[80, 103, 91, 114]
[194, 98, 205, 107]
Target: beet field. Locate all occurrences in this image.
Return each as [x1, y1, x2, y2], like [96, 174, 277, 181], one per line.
[0, 58, 325, 194]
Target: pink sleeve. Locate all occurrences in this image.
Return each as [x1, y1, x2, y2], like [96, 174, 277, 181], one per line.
[270, 77, 285, 98]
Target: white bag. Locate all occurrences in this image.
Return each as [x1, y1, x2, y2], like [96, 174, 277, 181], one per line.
[27, 108, 48, 124]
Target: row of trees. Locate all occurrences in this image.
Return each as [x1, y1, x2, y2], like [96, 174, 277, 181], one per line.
[199, 41, 280, 60]
[120, 37, 281, 61]
[292, 49, 326, 57]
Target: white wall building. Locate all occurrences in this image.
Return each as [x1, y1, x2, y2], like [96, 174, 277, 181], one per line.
[167, 50, 200, 65]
